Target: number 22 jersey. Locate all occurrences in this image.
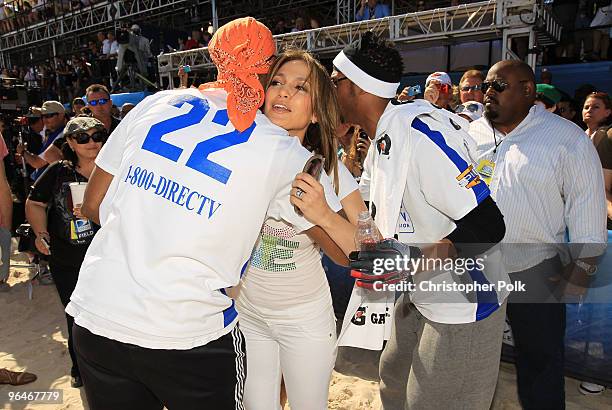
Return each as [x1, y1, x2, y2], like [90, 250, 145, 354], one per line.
[66, 88, 341, 349]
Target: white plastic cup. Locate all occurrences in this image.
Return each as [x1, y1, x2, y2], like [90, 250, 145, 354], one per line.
[69, 182, 87, 207]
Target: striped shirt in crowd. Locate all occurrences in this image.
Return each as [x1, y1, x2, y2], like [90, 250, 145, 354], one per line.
[469, 104, 607, 273]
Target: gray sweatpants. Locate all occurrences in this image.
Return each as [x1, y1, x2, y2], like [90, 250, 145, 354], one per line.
[379, 295, 506, 410]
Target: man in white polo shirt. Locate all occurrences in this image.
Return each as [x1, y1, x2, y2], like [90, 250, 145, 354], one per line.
[469, 60, 607, 409]
[66, 18, 340, 410]
[334, 33, 508, 409]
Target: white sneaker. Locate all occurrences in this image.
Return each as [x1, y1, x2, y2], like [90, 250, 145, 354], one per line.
[579, 382, 605, 396]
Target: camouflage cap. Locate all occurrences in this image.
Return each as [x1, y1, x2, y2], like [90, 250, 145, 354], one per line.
[64, 116, 105, 137]
[41, 100, 66, 114]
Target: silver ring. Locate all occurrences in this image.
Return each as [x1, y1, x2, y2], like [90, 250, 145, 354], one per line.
[295, 188, 304, 199]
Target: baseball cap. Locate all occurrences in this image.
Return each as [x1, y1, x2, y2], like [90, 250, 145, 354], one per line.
[426, 72, 452, 87]
[536, 83, 561, 105]
[455, 101, 484, 122]
[64, 116, 105, 137]
[41, 101, 66, 115]
[25, 106, 42, 118]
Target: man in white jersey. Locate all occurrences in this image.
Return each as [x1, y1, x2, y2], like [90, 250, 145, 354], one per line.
[66, 18, 341, 410]
[333, 33, 508, 409]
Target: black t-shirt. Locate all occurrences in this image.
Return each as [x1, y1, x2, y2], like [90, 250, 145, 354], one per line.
[592, 125, 612, 229]
[593, 126, 612, 171]
[28, 161, 99, 267]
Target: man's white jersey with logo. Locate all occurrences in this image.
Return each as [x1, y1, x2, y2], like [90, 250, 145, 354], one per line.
[360, 99, 508, 324]
[66, 88, 341, 349]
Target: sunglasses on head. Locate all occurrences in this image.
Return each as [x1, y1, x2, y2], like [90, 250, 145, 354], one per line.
[460, 84, 482, 92]
[455, 103, 480, 114]
[88, 98, 109, 106]
[42, 113, 58, 119]
[70, 130, 107, 144]
[481, 80, 509, 93]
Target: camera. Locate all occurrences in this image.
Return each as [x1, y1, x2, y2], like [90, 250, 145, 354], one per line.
[117, 28, 131, 45]
[407, 85, 421, 97]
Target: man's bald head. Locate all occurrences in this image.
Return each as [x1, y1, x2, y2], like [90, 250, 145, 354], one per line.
[492, 60, 535, 83]
[484, 60, 536, 132]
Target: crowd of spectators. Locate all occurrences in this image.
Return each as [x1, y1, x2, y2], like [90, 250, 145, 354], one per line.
[0, 28, 151, 102]
[392, 66, 609, 135]
[0, 0, 106, 34]
[553, 0, 612, 63]
[0, 0, 609, 107]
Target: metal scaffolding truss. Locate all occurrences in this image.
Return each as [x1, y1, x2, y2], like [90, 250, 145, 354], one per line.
[336, 0, 355, 24]
[158, 0, 561, 87]
[215, 0, 336, 24]
[0, 0, 211, 53]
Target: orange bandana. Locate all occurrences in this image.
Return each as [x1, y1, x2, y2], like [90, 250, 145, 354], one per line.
[199, 17, 276, 132]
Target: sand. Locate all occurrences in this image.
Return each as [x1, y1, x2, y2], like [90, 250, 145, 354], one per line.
[1, 248, 610, 410]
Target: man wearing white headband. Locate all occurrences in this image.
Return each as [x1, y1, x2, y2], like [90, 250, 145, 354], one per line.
[333, 32, 508, 409]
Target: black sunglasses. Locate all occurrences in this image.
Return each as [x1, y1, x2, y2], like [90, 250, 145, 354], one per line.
[481, 80, 509, 93]
[332, 77, 349, 88]
[88, 98, 109, 106]
[460, 84, 482, 92]
[42, 113, 58, 119]
[70, 131, 107, 144]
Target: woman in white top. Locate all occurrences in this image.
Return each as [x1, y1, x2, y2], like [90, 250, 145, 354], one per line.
[236, 50, 366, 410]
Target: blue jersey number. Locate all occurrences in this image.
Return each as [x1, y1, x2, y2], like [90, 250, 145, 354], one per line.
[141, 94, 255, 184]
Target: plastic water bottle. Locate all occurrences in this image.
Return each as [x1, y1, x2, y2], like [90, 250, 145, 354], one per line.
[355, 211, 382, 251]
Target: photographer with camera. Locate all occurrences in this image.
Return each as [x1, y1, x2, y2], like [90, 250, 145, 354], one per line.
[16, 101, 66, 176]
[338, 125, 370, 179]
[9, 108, 44, 203]
[115, 24, 150, 81]
[423, 71, 454, 111]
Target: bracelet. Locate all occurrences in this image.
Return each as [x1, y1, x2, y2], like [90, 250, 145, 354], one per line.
[36, 231, 49, 238]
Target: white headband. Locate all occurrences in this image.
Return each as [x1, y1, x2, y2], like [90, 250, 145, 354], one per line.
[333, 51, 400, 98]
